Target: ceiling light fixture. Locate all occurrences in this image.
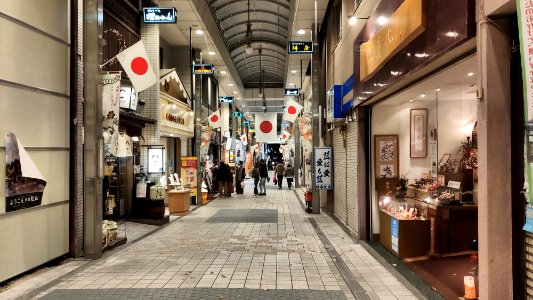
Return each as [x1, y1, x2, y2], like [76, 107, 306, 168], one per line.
[297, 29, 305, 35]
[347, 15, 369, 26]
[291, 70, 297, 74]
[208, 51, 216, 56]
[195, 29, 204, 35]
[409, 99, 414, 102]
[420, 93, 426, 98]
[244, 0, 254, 55]
[377, 16, 389, 26]
[467, 72, 474, 77]
[219, 70, 227, 75]
[233, 91, 238, 94]
[228, 83, 234, 87]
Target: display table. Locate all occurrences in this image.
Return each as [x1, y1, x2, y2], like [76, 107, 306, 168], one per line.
[427, 204, 478, 255]
[167, 189, 191, 213]
[379, 210, 430, 259]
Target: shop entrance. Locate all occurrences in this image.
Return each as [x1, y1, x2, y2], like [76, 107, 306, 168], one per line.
[367, 55, 479, 299]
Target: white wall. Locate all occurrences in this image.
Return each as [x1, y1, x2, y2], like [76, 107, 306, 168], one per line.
[0, 0, 70, 282]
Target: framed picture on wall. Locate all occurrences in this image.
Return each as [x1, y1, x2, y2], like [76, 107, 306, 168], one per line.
[410, 108, 428, 158]
[374, 135, 399, 179]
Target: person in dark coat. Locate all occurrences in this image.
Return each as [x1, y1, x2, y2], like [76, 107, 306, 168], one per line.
[258, 160, 269, 196]
[218, 162, 228, 198]
[235, 161, 245, 194]
[211, 161, 219, 194]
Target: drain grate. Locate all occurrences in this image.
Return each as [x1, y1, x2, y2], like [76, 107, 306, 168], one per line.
[206, 209, 278, 223]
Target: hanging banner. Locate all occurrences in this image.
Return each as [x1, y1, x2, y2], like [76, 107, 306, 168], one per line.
[181, 156, 198, 197]
[313, 147, 333, 190]
[101, 73, 121, 157]
[298, 116, 313, 161]
[517, 0, 533, 231]
[5, 133, 47, 212]
[255, 112, 278, 143]
[201, 128, 215, 159]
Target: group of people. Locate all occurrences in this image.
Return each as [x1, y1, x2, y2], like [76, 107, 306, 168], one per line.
[209, 159, 294, 198]
[251, 160, 295, 196]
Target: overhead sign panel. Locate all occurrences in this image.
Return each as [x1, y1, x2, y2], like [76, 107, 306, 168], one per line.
[288, 41, 313, 54]
[284, 88, 300, 96]
[193, 64, 214, 75]
[243, 121, 250, 126]
[143, 7, 177, 23]
[219, 96, 234, 103]
[233, 112, 244, 117]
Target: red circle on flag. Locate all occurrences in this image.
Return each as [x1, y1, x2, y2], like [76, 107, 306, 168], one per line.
[288, 106, 297, 114]
[131, 57, 148, 75]
[210, 115, 219, 122]
[282, 134, 286, 139]
[260, 121, 272, 133]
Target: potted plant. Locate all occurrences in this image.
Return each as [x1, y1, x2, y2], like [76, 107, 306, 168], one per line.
[395, 176, 409, 200]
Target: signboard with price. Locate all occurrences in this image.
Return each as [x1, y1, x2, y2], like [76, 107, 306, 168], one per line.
[181, 156, 198, 197]
[313, 147, 333, 189]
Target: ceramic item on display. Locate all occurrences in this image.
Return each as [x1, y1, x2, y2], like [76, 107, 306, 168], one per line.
[150, 184, 165, 200]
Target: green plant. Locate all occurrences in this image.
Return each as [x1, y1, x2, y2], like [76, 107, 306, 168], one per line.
[395, 176, 409, 198]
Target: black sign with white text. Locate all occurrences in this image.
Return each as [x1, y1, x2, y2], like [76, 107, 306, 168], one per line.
[288, 41, 313, 54]
[143, 7, 177, 23]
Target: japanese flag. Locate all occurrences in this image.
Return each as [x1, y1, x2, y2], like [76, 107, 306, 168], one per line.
[208, 110, 222, 128]
[283, 99, 303, 123]
[280, 130, 291, 142]
[240, 134, 248, 145]
[255, 112, 277, 143]
[116, 40, 157, 92]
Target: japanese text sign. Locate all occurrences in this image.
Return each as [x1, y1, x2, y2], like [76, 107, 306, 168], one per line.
[313, 147, 333, 190]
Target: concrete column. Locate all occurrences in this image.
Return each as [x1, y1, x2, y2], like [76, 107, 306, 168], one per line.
[180, 137, 188, 156]
[311, 23, 320, 214]
[477, 18, 513, 299]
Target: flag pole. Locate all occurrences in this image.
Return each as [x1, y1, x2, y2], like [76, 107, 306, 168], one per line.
[99, 55, 117, 69]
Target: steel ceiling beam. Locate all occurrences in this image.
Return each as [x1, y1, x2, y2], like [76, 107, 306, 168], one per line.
[233, 54, 285, 67]
[226, 29, 288, 45]
[211, 0, 289, 11]
[218, 9, 289, 24]
[229, 38, 287, 52]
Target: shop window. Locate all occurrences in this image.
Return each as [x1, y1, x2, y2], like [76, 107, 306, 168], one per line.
[370, 55, 478, 258]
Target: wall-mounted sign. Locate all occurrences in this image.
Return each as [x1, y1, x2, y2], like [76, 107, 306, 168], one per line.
[181, 156, 198, 197]
[165, 113, 185, 125]
[148, 148, 164, 173]
[326, 85, 343, 123]
[119, 86, 138, 111]
[243, 121, 250, 126]
[313, 147, 333, 190]
[284, 88, 300, 96]
[391, 218, 399, 253]
[233, 112, 244, 117]
[143, 7, 177, 23]
[193, 64, 214, 75]
[288, 41, 313, 54]
[219, 96, 234, 103]
[359, 0, 425, 81]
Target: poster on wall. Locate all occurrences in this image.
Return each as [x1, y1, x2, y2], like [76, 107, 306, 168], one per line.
[313, 147, 333, 190]
[410, 109, 427, 158]
[101, 73, 121, 157]
[148, 148, 164, 173]
[181, 156, 198, 197]
[374, 135, 399, 179]
[5, 133, 47, 212]
[298, 116, 312, 161]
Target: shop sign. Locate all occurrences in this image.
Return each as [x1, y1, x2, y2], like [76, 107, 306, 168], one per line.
[288, 41, 313, 54]
[143, 7, 177, 23]
[181, 156, 198, 197]
[360, 0, 425, 81]
[219, 96, 234, 103]
[284, 88, 300, 96]
[233, 112, 244, 117]
[102, 73, 121, 157]
[148, 148, 164, 173]
[326, 85, 343, 123]
[391, 218, 399, 252]
[165, 113, 185, 125]
[119, 86, 138, 111]
[193, 64, 214, 75]
[243, 121, 250, 126]
[313, 147, 333, 190]
[5, 132, 46, 212]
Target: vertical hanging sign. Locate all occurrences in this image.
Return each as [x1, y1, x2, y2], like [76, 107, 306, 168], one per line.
[101, 73, 121, 157]
[313, 147, 333, 189]
[517, 0, 533, 232]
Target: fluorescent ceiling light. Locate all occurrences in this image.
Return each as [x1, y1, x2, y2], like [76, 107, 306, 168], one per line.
[228, 83, 234, 86]
[467, 72, 474, 77]
[220, 70, 227, 75]
[195, 29, 204, 35]
[208, 51, 216, 56]
[297, 29, 305, 35]
[291, 70, 297, 74]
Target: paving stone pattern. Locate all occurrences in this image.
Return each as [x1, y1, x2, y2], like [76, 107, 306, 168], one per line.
[31, 179, 415, 300]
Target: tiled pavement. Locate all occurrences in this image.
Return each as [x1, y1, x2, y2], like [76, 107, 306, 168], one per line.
[16, 178, 418, 299]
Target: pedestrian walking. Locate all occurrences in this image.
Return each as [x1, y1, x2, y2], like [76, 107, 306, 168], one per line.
[275, 161, 285, 189]
[252, 163, 260, 196]
[285, 163, 294, 189]
[259, 160, 268, 196]
[218, 162, 228, 198]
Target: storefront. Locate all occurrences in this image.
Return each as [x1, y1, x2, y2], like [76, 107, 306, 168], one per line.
[351, 0, 478, 297]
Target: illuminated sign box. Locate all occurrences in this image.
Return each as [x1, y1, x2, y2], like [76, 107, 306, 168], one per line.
[288, 41, 313, 54]
[219, 96, 234, 103]
[143, 7, 177, 23]
[233, 112, 244, 117]
[193, 64, 214, 75]
[284, 88, 300, 96]
[119, 86, 138, 111]
[243, 121, 250, 126]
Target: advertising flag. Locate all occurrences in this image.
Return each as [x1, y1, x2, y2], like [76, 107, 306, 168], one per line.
[283, 99, 303, 123]
[280, 130, 291, 142]
[208, 110, 222, 128]
[255, 113, 277, 143]
[116, 40, 157, 92]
